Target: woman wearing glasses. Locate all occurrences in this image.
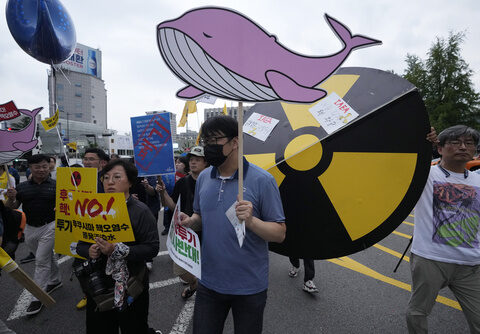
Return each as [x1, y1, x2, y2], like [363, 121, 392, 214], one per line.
[76, 159, 161, 334]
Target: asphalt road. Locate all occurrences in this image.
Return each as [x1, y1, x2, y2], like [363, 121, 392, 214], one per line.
[0, 214, 469, 334]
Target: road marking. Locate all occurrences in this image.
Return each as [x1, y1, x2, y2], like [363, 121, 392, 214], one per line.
[7, 289, 32, 321]
[409, 214, 414, 218]
[402, 221, 414, 227]
[8, 251, 170, 321]
[327, 256, 461, 310]
[373, 244, 410, 262]
[169, 296, 196, 334]
[150, 277, 181, 290]
[8, 255, 74, 320]
[392, 230, 412, 239]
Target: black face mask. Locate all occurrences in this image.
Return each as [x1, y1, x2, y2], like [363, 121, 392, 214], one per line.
[204, 144, 229, 167]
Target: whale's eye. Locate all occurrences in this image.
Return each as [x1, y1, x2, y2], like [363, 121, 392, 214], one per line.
[203, 32, 212, 38]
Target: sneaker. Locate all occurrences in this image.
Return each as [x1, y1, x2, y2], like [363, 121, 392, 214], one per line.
[20, 253, 36, 264]
[76, 296, 87, 310]
[179, 277, 188, 285]
[161, 229, 168, 236]
[146, 262, 153, 271]
[26, 301, 43, 315]
[288, 266, 300, 278]
[46, 281, 63, 294]
[303, 280, 318, 293]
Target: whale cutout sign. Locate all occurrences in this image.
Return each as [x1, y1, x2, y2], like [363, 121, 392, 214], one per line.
[157, 7, 381, 104]
[0, 103, 42, 164]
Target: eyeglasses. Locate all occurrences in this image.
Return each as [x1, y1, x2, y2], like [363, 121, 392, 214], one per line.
[199, 136, 230, 146]
[102, 174, 125, 183]
[445, 140, 476, 148]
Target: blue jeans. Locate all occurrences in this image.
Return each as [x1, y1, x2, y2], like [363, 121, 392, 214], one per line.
[193, 283, 267, 334]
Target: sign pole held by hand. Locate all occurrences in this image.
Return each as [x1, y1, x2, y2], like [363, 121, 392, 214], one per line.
[238, 102, 243, 202]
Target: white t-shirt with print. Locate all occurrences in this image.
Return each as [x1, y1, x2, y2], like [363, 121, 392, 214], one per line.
[412, 165, 480, 265]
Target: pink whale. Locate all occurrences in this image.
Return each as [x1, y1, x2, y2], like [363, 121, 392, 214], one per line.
[157, 7, 381, 103]
[0, 107, 42, 164]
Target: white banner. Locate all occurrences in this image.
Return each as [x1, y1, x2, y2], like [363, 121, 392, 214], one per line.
[166, 196, 201, 279]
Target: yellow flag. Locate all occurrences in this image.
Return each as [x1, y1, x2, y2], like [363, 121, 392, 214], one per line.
[187, 100, 197, 114]
[41, 108, 59, 131]
[178, 101, 195, 127]
[222, 103, 228, 115]
[195, 127, 202, 145]
[67, 142, 77, 151]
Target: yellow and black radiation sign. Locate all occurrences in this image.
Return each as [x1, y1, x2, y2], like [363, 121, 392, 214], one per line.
[244, 67, 431, 259]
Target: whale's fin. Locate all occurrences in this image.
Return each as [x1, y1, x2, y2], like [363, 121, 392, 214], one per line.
[13, 140, 38, 152]
[176, 85, 206, 99]
[266, 71, 327, 103]
[326, 14, 382, 51]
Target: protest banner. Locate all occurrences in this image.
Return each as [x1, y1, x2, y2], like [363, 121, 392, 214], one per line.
[55, 167, 96, 257]
[55, 167, 135, 257]
[166, 196, 201, 279]
[130, 112, 175, 176]
[0, 100, 20, 121]
[40, 108, 59, 131]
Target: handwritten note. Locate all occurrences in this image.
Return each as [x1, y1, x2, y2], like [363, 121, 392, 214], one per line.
[243, 112, 279, 142]
[309, 92, 359, 134]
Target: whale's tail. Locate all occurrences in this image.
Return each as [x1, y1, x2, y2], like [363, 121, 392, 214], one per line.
[19, 107, 43, 118]
[326, 14, 382, 52]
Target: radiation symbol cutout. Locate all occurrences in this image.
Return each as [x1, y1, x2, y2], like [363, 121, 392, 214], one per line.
[244, 67, 431, 259]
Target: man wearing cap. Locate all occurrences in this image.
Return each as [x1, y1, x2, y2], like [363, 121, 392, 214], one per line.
[156, 146, 208, 299]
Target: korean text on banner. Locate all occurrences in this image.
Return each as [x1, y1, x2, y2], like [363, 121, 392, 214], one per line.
[166, 196, 201, 279]
[41, 108, 59, 131]
[55, 167, 97, 258]
[0, 101, 20, 121]
[131, 113, 175, 177]
[309, 92, 359, 134]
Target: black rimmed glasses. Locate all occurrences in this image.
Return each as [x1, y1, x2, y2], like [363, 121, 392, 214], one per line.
[199, 136, 230, 146]
[445, 140, 476, 148]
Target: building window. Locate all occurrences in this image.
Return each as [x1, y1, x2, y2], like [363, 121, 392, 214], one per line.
[75, 113, 82, 118]
[75, 92, 82, 97]
[75, 83, 82, 87]
[57, 95, 64, 101]
[93, 120, 97, 124]
[56, 84, 64, 90]
[111, 139, 114, 143]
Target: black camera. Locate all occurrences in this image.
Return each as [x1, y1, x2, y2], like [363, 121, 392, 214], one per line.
[73, 258, 113, 296]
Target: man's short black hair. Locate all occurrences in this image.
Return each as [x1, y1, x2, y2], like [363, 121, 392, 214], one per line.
[200, 115, 238, 141]
[102, 159, 138, 185]
[28, 154, 51, 165]
[49, 156, 56, 163]
[84, 148, 110, 162]
[437, 125, 480, 147]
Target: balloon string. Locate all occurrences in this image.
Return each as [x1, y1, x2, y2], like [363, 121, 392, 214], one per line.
[52, 64, 72, 86]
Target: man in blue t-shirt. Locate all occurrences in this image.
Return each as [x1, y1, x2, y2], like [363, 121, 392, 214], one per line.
[180, 116, 286, 334]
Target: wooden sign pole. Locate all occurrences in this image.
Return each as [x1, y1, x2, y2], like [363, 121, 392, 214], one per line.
[0, 247, 55, 306]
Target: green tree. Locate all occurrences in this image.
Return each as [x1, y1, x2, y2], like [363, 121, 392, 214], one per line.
[403, 32, 480, 131]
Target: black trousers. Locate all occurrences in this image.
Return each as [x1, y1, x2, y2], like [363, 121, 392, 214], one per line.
[193, 283, 267, 334]
[86, 286, 150, 334]
[289, 257, 315, 282]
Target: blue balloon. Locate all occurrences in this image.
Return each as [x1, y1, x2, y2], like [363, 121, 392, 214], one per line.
[6, 0, 76, 64]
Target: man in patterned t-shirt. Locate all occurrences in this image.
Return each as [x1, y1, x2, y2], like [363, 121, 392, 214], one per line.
[407, 125, 480, 333]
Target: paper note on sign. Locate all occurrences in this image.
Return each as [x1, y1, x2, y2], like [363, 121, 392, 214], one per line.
[309, 92, 359, 134]
[243, 112, 279, 142]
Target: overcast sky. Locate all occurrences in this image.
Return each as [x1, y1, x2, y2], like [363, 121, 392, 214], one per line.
[1, 0, 479, 134]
